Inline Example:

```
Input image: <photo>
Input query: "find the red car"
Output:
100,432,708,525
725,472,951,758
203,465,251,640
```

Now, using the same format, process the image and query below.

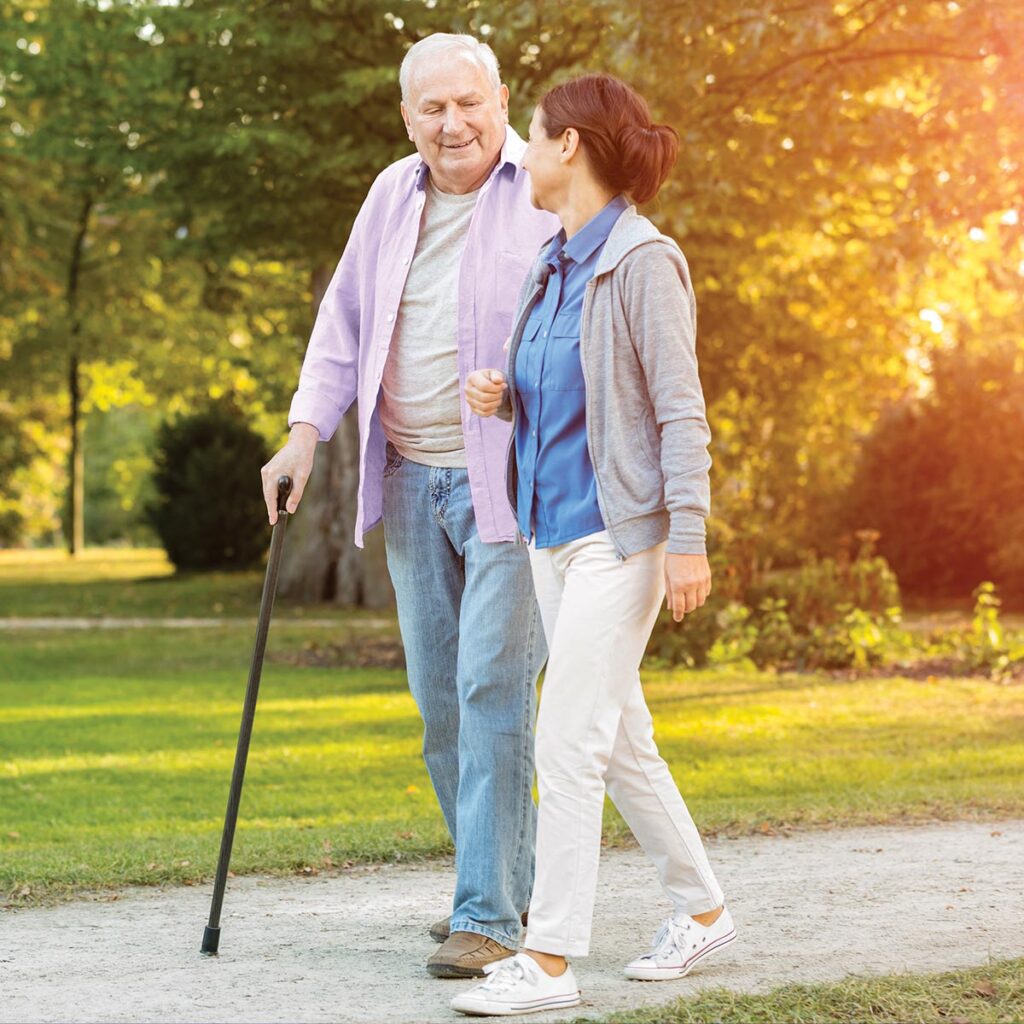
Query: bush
747,537,901,629
750,598,800,667
935,582,1024,680
645,592,729,669
842,344,1024,598
645,545,908,671
147,404,270,570
801,606,910,670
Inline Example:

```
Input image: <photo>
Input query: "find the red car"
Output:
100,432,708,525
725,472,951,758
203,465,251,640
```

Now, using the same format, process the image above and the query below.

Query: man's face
401,53,509,194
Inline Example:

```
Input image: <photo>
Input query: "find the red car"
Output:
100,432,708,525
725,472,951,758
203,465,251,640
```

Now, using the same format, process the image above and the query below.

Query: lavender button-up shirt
288,127,558,547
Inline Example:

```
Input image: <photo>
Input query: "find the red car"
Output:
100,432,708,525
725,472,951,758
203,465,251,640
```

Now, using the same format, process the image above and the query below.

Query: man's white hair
400,33,501,102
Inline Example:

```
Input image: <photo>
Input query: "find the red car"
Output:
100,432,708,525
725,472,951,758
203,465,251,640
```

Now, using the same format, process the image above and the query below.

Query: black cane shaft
202,476,292,954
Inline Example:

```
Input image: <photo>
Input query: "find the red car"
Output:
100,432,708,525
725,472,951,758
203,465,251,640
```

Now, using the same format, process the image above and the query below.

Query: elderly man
261,34,557,977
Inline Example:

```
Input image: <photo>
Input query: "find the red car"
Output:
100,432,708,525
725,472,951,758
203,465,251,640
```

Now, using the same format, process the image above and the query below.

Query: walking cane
201,474,293,955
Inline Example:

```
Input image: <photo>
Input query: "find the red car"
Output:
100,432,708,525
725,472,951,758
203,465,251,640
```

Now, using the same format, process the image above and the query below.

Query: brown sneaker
429,911,529,944
426,932,515,978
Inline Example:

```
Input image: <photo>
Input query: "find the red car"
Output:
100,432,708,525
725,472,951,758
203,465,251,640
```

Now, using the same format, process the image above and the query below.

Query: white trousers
523,530,725,957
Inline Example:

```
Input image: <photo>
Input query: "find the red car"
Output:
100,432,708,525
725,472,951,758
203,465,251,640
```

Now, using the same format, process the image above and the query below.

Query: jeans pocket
383,441,405,478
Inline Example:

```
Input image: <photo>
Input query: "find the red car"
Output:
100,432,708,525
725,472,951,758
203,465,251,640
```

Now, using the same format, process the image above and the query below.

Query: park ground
1,549,1023,1022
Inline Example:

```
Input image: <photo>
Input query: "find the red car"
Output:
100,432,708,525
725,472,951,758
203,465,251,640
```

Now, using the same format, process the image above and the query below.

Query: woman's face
522,105,571,212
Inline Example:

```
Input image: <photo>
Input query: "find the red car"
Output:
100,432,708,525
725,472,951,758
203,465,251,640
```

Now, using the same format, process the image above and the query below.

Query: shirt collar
551,194,630,267
414,125,525,192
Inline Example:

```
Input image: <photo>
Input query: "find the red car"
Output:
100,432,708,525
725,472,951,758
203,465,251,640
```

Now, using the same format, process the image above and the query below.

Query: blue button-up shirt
513,195,629,548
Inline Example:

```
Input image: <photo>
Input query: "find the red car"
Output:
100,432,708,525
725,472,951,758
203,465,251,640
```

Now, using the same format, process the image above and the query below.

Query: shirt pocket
514,319,543,395
542,323,587,393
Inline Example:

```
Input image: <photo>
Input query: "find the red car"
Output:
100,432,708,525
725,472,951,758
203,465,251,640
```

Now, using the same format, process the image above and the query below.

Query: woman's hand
465,369,508,417
664,552,712,622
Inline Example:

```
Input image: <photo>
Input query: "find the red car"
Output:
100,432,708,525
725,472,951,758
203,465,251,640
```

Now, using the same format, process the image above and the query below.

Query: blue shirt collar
546,194,630,267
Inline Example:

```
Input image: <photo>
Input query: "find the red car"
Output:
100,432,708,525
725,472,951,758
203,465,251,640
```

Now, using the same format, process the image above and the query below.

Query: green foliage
750,598,800,669
147,404,270,570
611,1,1024,582
0,402,36,543
0,397,64,546
82,406,158,546
750,543,902,628
706,602,758,670
844,345,1024,598
645,590,729,669
803,606,910,671
933,582,1024,681
648,545,908,671
3,0,1023,579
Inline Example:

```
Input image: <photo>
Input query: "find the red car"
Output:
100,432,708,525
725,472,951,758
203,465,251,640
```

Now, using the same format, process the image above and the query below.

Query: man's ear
400,101,415,141
498,82,510,123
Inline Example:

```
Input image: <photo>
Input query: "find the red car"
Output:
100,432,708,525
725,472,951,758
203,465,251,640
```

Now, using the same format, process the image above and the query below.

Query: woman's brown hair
538,73,679,204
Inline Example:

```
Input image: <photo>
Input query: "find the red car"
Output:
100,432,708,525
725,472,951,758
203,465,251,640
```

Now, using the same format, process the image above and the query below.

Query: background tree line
1,0,1021,602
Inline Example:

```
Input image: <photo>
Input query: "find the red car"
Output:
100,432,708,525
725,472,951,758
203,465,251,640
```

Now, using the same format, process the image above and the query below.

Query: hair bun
616,121,679,204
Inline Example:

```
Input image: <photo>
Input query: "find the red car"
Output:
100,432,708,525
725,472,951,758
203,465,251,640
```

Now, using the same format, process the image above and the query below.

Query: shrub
747,537,901,631
801,606,909,670
706,602,758,670
939,582,1024,680
147,404,270,570
645,546,908,671
645,592,730,669
842,344,1024,598
750,598,800,668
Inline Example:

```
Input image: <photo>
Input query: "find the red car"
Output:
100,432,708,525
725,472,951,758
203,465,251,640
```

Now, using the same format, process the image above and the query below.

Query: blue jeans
381,443,546,947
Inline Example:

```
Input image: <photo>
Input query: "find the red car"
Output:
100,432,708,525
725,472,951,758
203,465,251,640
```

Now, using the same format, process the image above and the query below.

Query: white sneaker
451,952,582,1017
623,906,737,981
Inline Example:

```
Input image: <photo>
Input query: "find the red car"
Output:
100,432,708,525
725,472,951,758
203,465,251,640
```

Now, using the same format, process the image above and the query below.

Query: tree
844,344,1024,597
0,0,184,552
608,0,1024,582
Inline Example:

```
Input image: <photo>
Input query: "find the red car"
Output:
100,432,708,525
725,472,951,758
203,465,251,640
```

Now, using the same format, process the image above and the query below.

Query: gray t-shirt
379,177,478,468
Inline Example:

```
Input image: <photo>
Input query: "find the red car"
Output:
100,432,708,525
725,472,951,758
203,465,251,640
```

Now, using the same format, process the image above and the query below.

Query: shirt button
402,257,410,266
386,313,394,323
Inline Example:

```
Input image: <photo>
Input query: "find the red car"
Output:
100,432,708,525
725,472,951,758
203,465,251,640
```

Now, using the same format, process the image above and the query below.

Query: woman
454,74,735,1016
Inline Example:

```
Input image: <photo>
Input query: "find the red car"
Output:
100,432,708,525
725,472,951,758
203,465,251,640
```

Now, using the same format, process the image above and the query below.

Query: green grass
2,622,1022,906
0,548,362,619
588,957,1024,1023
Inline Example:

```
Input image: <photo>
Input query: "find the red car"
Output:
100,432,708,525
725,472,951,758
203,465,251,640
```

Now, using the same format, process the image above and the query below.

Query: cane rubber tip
201,925,221,955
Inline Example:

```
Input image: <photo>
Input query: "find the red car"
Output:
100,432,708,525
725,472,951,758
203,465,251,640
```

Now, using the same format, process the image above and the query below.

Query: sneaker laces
640,918,694,962
479,955,535,993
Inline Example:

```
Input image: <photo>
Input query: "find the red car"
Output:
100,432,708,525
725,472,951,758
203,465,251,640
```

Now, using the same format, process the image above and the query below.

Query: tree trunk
68,353,85,555
65,196,92,556
277,264,394,609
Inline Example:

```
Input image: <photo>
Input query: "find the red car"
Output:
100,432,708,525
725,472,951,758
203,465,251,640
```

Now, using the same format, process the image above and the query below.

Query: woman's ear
561,127,581,163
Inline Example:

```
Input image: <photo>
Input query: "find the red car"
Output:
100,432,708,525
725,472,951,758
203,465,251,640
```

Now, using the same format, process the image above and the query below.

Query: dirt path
2,819,1021,1023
